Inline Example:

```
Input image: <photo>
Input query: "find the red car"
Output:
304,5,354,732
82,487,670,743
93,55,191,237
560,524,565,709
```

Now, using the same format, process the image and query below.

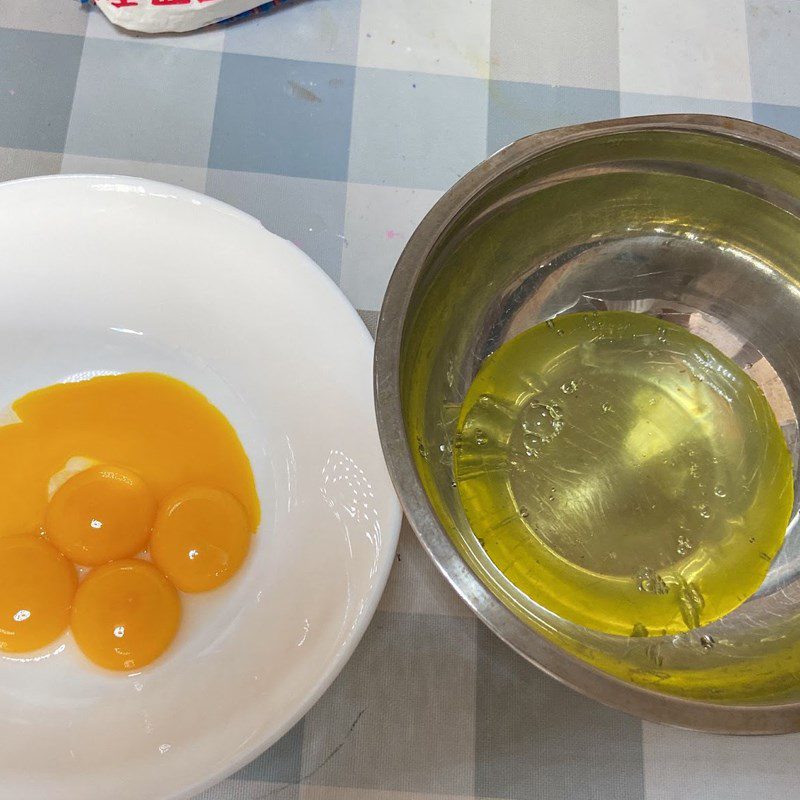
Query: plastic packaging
92,0,290,33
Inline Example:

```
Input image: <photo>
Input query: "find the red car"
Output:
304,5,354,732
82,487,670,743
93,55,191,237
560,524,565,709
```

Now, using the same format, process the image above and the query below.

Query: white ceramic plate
0,175,401,800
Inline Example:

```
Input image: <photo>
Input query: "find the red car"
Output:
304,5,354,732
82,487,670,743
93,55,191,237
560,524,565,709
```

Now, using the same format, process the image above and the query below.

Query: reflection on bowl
375,115,800,733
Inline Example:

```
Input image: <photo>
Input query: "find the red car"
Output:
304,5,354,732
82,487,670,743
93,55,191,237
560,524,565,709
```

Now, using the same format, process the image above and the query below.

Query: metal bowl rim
374,114,800,734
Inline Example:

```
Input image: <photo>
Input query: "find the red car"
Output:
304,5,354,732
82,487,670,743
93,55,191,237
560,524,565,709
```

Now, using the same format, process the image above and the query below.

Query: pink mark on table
386,229,402,240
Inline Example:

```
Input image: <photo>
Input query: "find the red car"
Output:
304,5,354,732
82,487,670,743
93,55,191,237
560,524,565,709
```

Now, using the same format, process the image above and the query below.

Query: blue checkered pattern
4,2,800,798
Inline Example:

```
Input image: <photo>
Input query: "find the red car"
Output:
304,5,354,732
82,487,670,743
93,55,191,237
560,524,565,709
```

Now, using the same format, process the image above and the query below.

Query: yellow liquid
454,311,793,636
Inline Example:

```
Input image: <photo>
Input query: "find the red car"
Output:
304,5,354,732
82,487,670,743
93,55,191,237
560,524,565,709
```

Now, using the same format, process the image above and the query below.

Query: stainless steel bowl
374,115,800,733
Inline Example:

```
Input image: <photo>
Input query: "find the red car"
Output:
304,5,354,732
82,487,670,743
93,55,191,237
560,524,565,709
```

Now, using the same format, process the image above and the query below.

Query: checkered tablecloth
2,2,800,798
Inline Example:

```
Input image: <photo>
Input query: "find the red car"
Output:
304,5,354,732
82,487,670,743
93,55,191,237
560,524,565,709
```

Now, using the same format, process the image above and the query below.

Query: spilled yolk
1,372,259,539
0,372,260,666
0,535,78,652
150,486,251,592
46,466,156,566
70,559,181,671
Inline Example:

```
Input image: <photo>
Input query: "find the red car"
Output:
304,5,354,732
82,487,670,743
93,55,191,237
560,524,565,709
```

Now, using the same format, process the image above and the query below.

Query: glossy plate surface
0,175,401,799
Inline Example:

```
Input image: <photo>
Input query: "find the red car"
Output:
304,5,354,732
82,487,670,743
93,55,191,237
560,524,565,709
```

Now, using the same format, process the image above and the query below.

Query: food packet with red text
91,0,291,33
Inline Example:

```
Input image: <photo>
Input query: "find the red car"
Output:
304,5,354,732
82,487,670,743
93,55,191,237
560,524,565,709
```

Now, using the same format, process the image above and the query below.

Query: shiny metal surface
374,115,800,733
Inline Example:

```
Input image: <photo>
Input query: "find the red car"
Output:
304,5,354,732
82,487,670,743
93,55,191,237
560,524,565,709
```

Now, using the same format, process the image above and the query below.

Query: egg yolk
46,466,155,566
70,559,181,671
150,486,251,592
0,372,260,663
1,372,259,542
0,535,78,653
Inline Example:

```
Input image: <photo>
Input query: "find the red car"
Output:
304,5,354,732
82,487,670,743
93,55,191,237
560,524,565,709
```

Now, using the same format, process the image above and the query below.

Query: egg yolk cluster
0,373,259,671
